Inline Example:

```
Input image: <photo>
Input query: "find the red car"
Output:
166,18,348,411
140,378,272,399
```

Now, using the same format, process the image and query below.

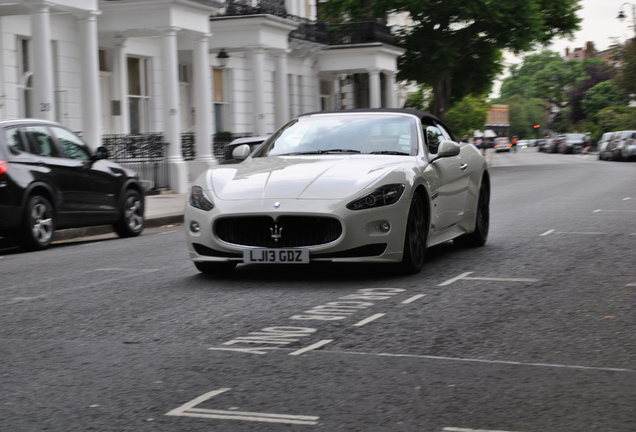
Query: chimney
586,41,595,58
565,47,570,57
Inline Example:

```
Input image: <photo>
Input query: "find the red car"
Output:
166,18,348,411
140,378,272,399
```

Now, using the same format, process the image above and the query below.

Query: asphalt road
1,149,634,432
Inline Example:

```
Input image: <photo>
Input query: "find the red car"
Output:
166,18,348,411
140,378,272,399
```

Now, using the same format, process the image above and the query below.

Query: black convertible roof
302,108,441,122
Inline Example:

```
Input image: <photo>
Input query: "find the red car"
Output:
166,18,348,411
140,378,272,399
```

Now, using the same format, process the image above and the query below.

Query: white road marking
623,197,631,200
627,282,636,287
166,388,319,425
353,313,385,327
326,350,636,374
402,294,427,304
439,272,539,286
443,428,518,432
438,272,474,286
288,339,333,356
593,209,636,213
541,229,604,236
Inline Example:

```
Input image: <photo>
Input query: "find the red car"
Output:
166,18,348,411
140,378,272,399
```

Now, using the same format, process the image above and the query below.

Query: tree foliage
596,106,636,132
444,95,489,139
614,40,636,95
320,0,581,119
583,81,630,120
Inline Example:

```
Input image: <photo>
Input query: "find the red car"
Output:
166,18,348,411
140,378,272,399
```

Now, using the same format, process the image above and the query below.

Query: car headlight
189,185,214,211
346,184,405,211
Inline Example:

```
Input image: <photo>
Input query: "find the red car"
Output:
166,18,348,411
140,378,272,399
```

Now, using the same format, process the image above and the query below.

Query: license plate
243,248,310,264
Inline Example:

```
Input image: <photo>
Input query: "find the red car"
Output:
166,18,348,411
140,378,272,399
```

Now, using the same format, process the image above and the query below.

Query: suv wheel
114,189,144,238
20,195,55,250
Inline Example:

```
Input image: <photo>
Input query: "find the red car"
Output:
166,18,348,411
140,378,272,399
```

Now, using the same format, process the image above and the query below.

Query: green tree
500,51,563,100
493,95,546,138
615,41,636,96
444,95,488,139
403,84,433,111
582,80,629,120
596,106,636,132
321,0,581,119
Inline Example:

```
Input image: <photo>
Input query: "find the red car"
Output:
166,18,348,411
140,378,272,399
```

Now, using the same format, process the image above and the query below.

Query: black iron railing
102,133,169,192
101,132,254,191
217,1,395,46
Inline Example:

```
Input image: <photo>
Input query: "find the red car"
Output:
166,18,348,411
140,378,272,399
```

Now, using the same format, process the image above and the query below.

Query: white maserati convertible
185,108,490,274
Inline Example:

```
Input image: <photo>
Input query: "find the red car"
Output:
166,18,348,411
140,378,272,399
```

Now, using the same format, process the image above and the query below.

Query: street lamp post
617,2,636,37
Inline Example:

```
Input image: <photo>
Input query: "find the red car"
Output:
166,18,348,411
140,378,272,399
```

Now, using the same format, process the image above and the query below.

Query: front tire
454,178,490,248
400,194,427,274
114,189,144,238
19,195,55,251
195,261,237,274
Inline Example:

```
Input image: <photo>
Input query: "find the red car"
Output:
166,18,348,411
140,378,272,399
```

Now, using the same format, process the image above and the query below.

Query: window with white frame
213,68,228,132
127,57,150,133
18,37,33,118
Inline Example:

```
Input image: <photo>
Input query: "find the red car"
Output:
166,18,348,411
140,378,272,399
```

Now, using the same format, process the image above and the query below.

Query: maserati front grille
215,216,342,248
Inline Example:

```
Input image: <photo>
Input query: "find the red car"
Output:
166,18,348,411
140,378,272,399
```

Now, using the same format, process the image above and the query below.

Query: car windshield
566,134,584,140
256,114,418,157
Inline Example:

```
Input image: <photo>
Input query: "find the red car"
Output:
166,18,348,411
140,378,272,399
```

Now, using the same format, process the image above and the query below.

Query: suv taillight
0,160,7,179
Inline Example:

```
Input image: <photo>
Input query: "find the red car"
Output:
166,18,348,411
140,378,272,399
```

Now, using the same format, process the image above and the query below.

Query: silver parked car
597,132,614,160
608,130,636,161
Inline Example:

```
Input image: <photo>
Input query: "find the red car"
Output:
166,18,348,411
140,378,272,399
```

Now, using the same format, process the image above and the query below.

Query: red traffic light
533,124,541,129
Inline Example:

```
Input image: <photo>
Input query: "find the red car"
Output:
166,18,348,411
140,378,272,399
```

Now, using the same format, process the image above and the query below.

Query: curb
52,214,185,241
0,214,184,249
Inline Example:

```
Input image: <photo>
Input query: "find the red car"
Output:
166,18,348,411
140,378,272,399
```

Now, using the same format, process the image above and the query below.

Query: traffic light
533,124,541,129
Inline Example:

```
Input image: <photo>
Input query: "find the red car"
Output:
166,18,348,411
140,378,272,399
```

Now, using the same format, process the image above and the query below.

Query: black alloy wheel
454,178,490,248
400,193,427,274
20,195,55,250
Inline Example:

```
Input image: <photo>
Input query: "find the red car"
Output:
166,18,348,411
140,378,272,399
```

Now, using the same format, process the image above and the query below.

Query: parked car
544,138,561,153
222,135,269,164
606,130,636,161
185,108,490,275
0,119,144,250
493,137,512,152
556,133,586,154
517,139,530,148
597,132,615,160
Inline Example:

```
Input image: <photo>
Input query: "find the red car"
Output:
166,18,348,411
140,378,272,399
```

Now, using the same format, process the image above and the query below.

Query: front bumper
185,197,410,264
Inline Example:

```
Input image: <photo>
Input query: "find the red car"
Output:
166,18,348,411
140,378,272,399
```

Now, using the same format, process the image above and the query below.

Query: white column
161,28,188,193
385,71,398,108
275,51,290,127
251,47,266,135
369,69,381,108
290,74,299,118
193,33,214,162
112,36,129,134
78,11,102,149
30,3,55,120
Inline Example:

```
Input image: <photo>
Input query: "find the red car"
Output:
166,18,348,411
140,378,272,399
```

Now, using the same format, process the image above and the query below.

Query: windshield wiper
279,149,361,156
369,151,410,155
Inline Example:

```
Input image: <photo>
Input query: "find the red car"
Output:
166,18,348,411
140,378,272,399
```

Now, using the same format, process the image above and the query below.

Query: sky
491,0,635,97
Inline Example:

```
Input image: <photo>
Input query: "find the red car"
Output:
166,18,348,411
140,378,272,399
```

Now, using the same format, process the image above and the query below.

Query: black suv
0,119,144,250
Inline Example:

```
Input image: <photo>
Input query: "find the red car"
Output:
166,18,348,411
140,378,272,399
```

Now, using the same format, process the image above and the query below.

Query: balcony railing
217,1,395,46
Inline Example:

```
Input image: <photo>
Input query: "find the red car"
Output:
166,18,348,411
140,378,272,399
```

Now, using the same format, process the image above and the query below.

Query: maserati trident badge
270,224,283,243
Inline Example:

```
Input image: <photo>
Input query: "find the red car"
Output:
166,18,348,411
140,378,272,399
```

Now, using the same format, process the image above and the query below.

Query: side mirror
437,140,461,157
232,144,252,161
93,146,109,160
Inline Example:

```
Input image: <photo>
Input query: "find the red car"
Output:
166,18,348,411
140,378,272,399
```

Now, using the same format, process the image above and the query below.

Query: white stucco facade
0,0,405,192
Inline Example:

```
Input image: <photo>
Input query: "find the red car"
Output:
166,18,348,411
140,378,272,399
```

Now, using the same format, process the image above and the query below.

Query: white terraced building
0,0,406,192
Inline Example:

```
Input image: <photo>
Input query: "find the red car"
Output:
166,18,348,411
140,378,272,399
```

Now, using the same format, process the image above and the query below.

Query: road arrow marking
166,388,319,425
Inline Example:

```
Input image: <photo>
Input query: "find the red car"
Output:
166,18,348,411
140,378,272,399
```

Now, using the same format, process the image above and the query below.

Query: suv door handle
460,163,468,171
